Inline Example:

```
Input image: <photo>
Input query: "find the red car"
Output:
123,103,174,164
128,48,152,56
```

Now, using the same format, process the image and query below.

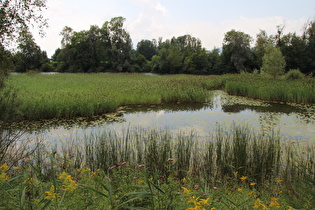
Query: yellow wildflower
253,198,268,209
0,163,8,170
182,177,187,183
23,177,35,186
182,186,192,194
77,167,91,173
138,180,144,184
45,185,60,201
199,198,209,205
240,176,247,181
250,183,257,186
247,191,254,196
269,197,280,208
59,172,77,192
0,164,9,181
276,180,284,183
237,188,242,192
188,196,199,205
0,172,9,181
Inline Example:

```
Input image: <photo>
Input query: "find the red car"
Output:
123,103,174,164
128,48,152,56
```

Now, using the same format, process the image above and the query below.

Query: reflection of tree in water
258,112,280,135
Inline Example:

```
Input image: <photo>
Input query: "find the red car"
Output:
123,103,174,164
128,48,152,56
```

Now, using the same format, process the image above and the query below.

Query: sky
32,0,315,57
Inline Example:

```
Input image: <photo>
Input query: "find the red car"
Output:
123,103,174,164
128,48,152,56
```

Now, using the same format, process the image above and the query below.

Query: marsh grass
7,73,218,121
6,73,315,122
223,74,315,104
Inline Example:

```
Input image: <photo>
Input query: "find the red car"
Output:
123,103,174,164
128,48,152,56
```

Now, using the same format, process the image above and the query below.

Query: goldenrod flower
181,177,187,183
0,163,8,170
77,167,91,173
253,198,268,209
45,185,60,201
23,177,35,186
182,186,191,194
0,164,9,181
199,198,209,205
247,191,254,196
0,172,9,181
188,196,199,205
269,197,280,208
59,172,77,192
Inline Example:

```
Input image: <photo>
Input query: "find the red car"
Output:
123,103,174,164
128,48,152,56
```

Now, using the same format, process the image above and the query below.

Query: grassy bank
6,73,217,121
1,125,314,209
221,74,315,104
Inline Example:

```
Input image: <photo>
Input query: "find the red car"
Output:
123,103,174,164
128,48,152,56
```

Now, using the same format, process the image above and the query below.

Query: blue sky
33,0,315,57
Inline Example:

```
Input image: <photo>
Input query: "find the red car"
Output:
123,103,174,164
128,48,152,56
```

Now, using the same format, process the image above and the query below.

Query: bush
285,69,304,80
41,63,55,72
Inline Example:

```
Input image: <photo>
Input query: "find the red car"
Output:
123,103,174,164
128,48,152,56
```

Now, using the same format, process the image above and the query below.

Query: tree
60,26,74,48
207,48,221,74
136,39,157,61
302,20,315,74
221,30,253,73
280,33,307,72
0,0,47,74
261,45,286,79
14,30,45,72
0,0,47,45
253,30,273,68
102,17,133,72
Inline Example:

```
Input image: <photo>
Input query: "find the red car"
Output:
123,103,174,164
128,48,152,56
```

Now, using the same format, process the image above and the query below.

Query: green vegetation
0,125,314,209
222,74,315,104
261,45,286,79
4,73,315,121
285,69,305,80
7,73,216,121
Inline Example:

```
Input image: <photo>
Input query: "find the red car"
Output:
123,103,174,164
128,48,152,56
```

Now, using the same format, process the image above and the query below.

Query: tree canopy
1,12,315,76
261,45,286,78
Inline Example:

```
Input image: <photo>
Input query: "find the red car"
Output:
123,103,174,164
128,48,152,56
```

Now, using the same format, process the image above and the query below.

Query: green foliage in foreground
0,125,314,209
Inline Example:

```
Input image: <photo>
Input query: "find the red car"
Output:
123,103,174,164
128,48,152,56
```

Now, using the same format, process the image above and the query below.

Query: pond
23,90,315,145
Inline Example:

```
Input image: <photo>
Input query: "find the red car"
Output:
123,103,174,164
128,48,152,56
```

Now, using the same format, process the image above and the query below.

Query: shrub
40,63,55,72
285,69,304,80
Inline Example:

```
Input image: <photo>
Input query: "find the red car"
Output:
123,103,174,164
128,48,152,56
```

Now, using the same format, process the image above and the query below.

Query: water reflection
23,90,315,144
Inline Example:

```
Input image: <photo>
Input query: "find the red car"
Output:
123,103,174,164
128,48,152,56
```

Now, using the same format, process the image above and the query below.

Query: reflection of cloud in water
156,110,165,118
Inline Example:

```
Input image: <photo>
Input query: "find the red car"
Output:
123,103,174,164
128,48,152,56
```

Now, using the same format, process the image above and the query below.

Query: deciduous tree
221,30,253,73
261,45,286,79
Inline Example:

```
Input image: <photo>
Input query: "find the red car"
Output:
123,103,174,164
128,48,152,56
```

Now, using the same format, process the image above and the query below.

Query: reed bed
5,73,315,121
1,124,314,209
223,74,315,104
6,73,218,121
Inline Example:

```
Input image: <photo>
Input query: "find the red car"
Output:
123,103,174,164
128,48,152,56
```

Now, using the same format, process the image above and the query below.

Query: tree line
2,16,315,75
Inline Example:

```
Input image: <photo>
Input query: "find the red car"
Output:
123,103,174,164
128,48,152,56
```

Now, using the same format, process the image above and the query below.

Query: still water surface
25,91,315,145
